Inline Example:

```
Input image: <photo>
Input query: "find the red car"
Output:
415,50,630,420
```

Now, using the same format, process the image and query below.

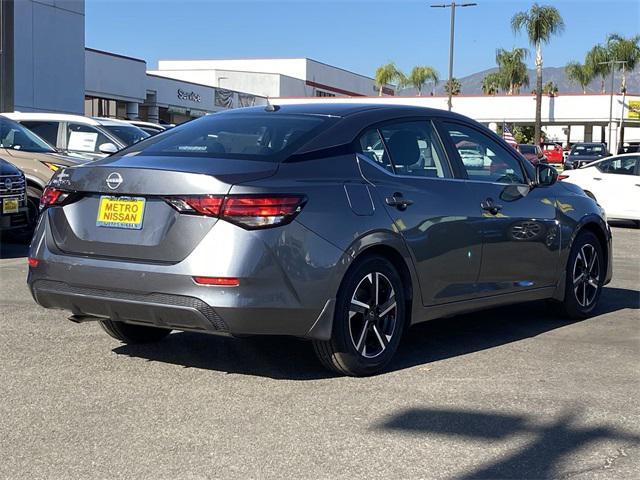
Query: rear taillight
40,187,69,210
557,174,569,181
165,195,306,229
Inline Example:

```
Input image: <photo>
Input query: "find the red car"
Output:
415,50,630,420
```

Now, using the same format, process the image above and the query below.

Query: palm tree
586,44,611,93
606,34,640,93
543,81,558,96
443,78,461,96
482,72,502,95
565,61,593,94
404,66,439,96
374,63,404,96
495,47,530,94
512,4,565,145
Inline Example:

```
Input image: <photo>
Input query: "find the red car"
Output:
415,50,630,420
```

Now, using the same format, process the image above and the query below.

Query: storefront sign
177,89,201,103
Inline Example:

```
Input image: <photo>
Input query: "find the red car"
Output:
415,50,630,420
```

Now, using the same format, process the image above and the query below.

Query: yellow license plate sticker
96,196,145,229
2,198,19,214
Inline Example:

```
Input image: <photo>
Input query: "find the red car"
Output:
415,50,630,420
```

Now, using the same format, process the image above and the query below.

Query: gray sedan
27,104,612,376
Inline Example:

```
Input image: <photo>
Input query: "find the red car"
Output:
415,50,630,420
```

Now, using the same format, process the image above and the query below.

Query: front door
588,155,640,219
356,119,484,305
438,121,561,295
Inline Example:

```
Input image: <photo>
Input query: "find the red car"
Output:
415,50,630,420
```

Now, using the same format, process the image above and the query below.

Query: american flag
502,122,517,148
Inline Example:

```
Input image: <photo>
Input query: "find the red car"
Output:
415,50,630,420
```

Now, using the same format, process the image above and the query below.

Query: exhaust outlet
68,314,103,323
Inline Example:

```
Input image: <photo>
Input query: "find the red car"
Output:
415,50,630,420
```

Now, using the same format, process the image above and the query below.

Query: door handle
481,197,503,215
593,177,602,181
385,192,413,210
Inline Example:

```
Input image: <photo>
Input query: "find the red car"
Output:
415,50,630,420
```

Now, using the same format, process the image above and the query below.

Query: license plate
2,198,19,214
96,196,145,230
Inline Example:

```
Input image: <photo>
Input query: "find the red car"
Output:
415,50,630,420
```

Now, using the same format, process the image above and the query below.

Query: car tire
312,255,406,376
99,319,171,344
554,230,604,319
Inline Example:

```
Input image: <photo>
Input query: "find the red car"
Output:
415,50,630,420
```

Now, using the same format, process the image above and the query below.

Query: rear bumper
27,215,344,339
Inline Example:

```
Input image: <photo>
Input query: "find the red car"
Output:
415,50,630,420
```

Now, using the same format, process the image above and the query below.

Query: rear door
357,119,484,305
437,120,561,294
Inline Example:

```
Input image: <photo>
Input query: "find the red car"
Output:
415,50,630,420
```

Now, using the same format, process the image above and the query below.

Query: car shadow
377,407,640,479
112,286,639,380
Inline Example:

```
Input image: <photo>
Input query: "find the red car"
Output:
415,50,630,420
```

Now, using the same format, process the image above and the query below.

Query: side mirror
98,143,118,154
535,163,558,187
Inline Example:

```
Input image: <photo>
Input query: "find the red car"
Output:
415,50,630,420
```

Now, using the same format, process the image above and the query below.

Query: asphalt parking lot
0,225,638,479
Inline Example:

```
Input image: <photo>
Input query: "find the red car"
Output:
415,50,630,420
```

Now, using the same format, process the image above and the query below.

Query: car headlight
41,161,62,172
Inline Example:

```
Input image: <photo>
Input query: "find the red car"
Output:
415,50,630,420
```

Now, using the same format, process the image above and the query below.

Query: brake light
40,186,69,210
165,195,306,229
28,257,39,268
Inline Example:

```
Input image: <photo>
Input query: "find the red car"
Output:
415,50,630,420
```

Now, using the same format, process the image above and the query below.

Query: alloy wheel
348,272,397,359
572,243,600,308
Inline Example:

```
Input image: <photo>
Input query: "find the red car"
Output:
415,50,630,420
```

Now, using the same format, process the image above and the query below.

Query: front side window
441,122,526,184
358,121,451,178
0,117,57,153
67,124,115,153
596,156,638,175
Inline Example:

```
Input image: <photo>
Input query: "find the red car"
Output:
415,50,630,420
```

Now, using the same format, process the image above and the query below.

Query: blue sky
86,0,640,79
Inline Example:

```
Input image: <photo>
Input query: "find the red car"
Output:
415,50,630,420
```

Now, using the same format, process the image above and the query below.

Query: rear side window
21,121,59,147
596,156,638,175
103,125,149,146
118,114,331,162
441,122,525,184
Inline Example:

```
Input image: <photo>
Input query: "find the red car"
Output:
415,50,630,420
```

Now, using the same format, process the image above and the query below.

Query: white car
3,113,149,159
560,153,640,223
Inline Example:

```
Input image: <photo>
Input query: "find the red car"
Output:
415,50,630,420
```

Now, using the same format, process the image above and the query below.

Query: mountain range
398,66,640,96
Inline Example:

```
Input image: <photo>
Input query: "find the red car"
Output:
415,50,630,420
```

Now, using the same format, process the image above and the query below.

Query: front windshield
103,125,150,146
571,144,604,156
0,117,56,153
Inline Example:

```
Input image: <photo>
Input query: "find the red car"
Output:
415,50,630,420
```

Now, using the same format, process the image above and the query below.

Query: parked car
27,104,612,376
0,115,87,232
516,144,547,165
559,153,639,223
3,113,149,160
0,158,29,238
124,120,167,136
564,142,610,170
541,142,564,164
618,142,640,154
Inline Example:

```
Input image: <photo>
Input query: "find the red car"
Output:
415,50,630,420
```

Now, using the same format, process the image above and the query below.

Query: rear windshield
518,145,536,154
103,125,150,146
115,113,332,162
571,144,605,156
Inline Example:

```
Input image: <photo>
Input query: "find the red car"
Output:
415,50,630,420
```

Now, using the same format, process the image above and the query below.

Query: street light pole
599,59,626,153
430,2,477,111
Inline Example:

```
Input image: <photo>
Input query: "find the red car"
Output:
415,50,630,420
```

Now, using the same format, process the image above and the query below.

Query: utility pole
599,59,627,153
430,2,477,111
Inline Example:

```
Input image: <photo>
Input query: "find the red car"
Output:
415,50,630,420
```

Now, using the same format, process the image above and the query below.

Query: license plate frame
96,196,146,230
2,197,19,214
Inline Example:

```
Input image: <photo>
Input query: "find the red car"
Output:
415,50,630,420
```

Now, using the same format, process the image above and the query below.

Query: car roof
92,117,144,127
219,102,465,120
125,120,165,129
3,112,103,125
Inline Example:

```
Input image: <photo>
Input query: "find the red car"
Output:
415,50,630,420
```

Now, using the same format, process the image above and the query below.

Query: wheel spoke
372,324,388,350
587,277,599,289
582,282,587,306
573,271,585,284
375,272,380,305
350,299,370,315
354,320,369,354
588,250,598,274
379,296,397,317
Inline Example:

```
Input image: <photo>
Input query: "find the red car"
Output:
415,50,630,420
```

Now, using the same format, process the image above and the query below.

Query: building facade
150,58,394,98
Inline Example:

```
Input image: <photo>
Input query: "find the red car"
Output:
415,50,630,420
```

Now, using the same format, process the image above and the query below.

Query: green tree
495,47,530,94
403,66,439,96
606,34,640,93
586,44,611,93
443,78,462,96
543,81,558,96
374,63,404,96
482,72,502,95
565,61,593,94
512,3,565,145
